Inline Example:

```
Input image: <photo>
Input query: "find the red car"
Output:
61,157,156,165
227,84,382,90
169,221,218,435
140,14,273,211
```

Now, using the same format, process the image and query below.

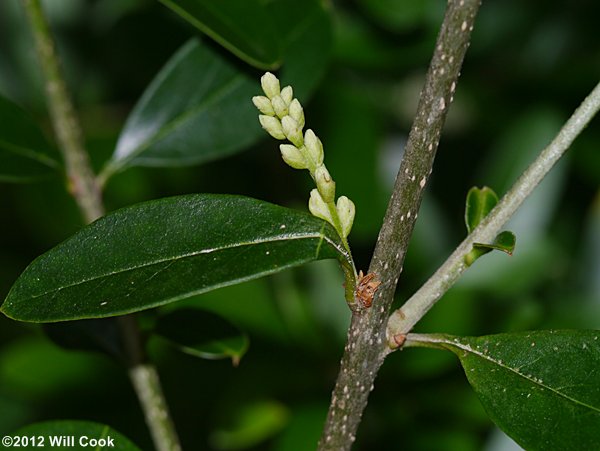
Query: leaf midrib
159,0,280,69
444,338,600,414
116,74,246,168
17,231,342,301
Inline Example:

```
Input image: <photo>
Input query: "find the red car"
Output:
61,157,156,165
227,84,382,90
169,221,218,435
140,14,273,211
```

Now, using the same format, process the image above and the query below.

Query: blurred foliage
0,0,599,450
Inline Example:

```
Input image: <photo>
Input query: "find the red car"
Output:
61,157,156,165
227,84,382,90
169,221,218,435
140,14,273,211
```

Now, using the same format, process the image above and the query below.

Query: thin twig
317,1,481,449
387,79,600,340
22,0,103,224
119,316,182,451
22,1,181,449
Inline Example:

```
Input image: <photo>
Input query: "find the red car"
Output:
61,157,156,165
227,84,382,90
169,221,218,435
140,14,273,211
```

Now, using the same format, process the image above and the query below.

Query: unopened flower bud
289,99,305,128
252,96,275,116
315,166,335,203
259,115,285,140
280,86,293,105
261,72,280,99
304,129,324,166
281,116,303,147
280,144,308,169
271,95,288,118
336,196,355,238
309,189,333,223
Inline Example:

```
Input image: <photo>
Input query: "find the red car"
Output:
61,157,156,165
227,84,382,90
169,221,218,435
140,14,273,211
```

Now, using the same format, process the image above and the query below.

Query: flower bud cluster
252,72,355,239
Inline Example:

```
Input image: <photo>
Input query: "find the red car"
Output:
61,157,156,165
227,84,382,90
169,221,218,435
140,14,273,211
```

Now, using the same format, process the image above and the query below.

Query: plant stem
387,79,600,340
22,0,103,224
22,1,181,449
119,316,182,451
317,1,481,449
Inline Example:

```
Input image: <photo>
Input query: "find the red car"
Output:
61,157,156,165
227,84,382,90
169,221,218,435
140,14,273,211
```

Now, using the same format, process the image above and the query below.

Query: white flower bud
261,72,280,99
280,86,293,105
289,99,305,128
315,166,335,203
281,116,303,147
304,129,324,166
309,189,333,223
259,115,285,140
271,95,288,118
252,96,275,116
280,144,308,169
336,196,355,238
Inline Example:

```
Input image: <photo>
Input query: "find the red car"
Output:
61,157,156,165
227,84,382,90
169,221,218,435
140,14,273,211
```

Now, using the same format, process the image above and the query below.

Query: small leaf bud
304,129,324,166
280,86,293,105
280,144,308,169
259,115,285,140
271,95,288,119
261,72,280,99
289,99,305,128
281,116,303,147
309,189,333,223
315,166,336,203
336,196,355,238
252,96,275,116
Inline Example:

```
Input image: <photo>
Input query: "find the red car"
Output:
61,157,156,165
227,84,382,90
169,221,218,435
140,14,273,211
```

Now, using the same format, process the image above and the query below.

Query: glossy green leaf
154,308,249,365
408,331,600,451
465,186,499,234
101,39,261,179
159,0,280,70
102,0,331,179
0,95,60,183
11,420,140,450
2,194,352,322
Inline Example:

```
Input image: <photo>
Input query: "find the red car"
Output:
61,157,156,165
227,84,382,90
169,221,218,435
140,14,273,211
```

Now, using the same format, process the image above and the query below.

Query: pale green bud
261,72,280,99
280,86,293,105
308,189,333,223
280,144,308,170
259,115,285,140
281,116,303,147
252,96,275,116
315,165,335,203
336,196,355,238
304,129,324,166
271,95,288,119
289,99,305,128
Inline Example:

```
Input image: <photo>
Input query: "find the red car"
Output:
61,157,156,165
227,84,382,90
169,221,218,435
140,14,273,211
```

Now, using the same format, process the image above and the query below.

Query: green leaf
0,95,60,183
154,308,249,365
11,420,140,450
2,194,353,322
101,1,331,180
474,231,516,255
101,39,261,178
408,331,600,451
465,186,499,234
464,187,516,266
159,0,281,70
466,231,517,266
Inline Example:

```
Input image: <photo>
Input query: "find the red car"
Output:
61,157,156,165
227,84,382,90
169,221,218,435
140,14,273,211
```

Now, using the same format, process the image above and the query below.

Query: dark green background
1,0,599,449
